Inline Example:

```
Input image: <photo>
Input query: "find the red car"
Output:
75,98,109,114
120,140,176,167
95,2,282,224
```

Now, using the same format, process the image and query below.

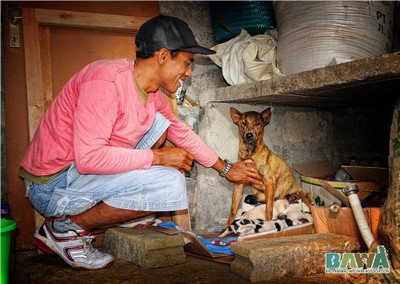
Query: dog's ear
261,108,272,125
230,107,242,125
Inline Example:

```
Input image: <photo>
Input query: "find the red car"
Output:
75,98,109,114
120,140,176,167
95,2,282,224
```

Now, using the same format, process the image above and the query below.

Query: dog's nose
246,133,253,139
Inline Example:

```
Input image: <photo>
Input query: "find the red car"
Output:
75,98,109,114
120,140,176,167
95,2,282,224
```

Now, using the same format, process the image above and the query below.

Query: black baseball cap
136,15,216,55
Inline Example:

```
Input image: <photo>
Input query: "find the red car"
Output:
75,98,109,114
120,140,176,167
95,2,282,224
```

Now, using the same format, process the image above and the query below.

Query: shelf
201,52,400,108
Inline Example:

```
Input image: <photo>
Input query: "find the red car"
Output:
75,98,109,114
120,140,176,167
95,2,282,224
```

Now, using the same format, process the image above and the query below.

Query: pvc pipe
342,184,374,248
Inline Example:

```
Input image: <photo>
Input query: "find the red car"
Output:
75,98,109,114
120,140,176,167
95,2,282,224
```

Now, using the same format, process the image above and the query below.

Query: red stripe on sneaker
33,237,57,255
63,245,85,262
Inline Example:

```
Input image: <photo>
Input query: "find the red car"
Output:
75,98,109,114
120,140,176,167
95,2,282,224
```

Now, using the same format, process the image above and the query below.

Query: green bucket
1,219,16,284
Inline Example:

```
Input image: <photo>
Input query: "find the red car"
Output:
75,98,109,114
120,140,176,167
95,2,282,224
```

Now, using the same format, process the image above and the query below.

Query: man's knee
169,167,186,187
163,167,187,198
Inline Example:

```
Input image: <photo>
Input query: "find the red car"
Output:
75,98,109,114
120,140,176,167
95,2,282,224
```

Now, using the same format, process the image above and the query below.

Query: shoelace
81,236,96,256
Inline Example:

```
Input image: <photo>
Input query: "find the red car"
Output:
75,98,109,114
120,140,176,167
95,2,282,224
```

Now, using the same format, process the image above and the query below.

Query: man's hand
214,158,263,185
152,147,194,173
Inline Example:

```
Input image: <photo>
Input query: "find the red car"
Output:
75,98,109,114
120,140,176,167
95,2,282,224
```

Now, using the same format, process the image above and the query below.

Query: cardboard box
341,165,387,184
294,161,386,206
311,206,381,248
182,223,314,264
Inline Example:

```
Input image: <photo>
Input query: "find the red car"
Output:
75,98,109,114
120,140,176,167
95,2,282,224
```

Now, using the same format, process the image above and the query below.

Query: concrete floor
11,250,360,284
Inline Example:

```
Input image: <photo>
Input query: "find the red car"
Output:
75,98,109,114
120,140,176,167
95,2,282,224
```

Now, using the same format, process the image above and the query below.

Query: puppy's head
230,107,271,147
285,194,300,204
244,194,259,205
285,193,307,204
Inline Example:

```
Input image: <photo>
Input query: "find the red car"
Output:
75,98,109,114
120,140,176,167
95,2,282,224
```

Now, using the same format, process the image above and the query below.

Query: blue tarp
157,221,237,255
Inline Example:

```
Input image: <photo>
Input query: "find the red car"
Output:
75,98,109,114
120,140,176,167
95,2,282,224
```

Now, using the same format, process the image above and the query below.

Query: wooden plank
171,209,192,232
22,7,46,242
22,8,45,140
156,209,192,232
368,207,381,240
35,8,148,32
311,206,381,248
39,26,53,109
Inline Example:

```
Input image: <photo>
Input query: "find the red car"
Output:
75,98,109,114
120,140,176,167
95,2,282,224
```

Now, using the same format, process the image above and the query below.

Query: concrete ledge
200,52,400,108
230,233,360,282
103,227,186,269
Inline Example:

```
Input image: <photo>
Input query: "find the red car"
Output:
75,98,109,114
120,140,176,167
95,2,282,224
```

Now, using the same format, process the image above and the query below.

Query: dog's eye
255,121,261,126
242,121,247,126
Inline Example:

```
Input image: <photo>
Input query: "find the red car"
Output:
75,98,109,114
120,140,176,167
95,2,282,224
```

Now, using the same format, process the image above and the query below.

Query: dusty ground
11,250,360,284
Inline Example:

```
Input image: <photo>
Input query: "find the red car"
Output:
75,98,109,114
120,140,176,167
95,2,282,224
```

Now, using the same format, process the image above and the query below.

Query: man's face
160,51,194,94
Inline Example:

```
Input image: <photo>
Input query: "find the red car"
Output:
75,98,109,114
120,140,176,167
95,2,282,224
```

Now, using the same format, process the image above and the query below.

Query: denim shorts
25,112,188,217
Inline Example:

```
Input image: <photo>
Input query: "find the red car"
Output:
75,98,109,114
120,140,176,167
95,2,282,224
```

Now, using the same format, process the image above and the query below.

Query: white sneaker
34,217,114,270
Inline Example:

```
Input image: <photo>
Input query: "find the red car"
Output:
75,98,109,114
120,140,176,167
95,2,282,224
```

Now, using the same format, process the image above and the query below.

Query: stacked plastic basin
1,219,16,284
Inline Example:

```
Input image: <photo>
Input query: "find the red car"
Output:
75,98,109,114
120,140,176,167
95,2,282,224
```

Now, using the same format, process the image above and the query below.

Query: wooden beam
22,7,47,239
39,26,53,109
22,8,45,141
35,8,148,32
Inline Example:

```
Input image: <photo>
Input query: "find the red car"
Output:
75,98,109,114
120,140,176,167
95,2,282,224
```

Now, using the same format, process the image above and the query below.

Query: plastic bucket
1,219,16,284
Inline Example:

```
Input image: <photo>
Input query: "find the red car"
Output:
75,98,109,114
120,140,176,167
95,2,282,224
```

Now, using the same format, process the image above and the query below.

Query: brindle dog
224,107,314,230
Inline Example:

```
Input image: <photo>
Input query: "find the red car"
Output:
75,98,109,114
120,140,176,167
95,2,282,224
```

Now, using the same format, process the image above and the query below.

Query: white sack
210,30,283,86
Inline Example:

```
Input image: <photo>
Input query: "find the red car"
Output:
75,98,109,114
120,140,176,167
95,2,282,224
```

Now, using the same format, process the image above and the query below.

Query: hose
342,183,374,248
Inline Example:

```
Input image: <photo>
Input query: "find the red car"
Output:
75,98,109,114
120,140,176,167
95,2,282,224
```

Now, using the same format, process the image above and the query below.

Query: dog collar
219,159,233,178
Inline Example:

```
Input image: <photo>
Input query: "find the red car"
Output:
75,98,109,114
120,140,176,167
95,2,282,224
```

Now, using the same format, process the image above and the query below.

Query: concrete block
230,233,360,282
103,227,186,269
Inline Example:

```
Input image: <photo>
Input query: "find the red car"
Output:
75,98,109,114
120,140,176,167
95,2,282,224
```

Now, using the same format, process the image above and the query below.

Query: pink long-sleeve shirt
20,59,218,176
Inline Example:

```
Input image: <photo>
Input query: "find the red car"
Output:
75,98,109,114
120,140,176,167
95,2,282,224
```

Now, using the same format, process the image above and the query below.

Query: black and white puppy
235,194,261,219
219,217,293,237
284,193,313,225
241,198,289,220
